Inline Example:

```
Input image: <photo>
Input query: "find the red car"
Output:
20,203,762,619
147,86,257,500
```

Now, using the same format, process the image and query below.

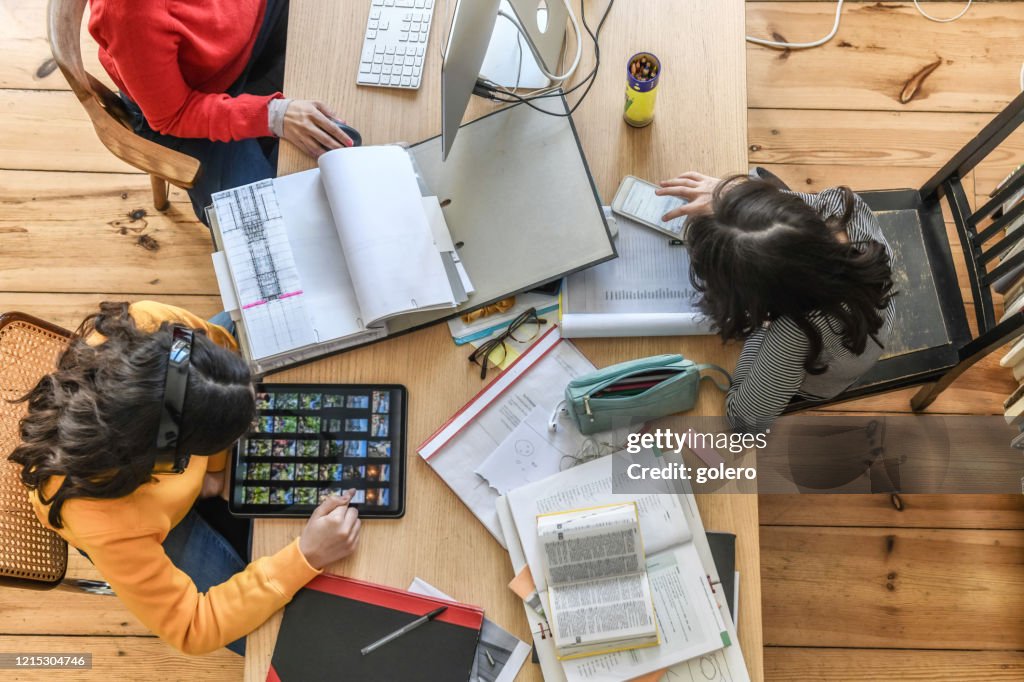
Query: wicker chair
0,313,71,589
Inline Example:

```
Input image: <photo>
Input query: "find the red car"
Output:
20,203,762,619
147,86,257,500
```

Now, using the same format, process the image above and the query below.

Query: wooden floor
2,1,1023,679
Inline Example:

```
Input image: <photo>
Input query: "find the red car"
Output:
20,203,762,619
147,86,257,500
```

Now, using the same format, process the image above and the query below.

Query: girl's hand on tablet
298,489,363,569
656,171,721,221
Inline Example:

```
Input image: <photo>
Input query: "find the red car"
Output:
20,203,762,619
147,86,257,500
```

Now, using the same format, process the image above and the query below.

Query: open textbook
539,503,659,659
560,215,712,338
503,452,729,682
209,146,471,373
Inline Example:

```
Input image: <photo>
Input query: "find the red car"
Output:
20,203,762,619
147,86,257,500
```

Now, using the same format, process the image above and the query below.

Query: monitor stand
479,0,554,90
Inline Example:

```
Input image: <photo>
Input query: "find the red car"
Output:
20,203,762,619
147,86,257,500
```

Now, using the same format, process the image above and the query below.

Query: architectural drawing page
212,180,316,360
318,146,456,326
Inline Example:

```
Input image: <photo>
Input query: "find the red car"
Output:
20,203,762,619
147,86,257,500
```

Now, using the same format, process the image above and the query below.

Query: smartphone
610,175,688,239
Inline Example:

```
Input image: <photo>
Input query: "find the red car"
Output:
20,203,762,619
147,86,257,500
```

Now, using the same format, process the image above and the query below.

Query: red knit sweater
88,0,282,141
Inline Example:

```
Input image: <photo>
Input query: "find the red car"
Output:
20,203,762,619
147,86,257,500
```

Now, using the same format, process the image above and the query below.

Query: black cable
480,0,615,117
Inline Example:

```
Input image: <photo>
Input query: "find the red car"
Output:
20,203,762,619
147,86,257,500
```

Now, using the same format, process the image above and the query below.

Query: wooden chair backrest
0,313,71,589
47,0,201,188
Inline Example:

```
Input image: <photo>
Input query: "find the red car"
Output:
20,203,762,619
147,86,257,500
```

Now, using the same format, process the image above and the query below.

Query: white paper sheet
318,146,456,325
419,329,596,544
506,452,693,594
561,217,712,338
408,577,532,682
212,180,317,360
273,169,367,342
475,406,633,495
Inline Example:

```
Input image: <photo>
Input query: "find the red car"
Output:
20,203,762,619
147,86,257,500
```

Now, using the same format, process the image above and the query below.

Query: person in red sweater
88,0,353,222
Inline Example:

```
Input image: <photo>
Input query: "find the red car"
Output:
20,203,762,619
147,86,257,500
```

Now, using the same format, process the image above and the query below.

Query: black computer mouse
336,121,363,147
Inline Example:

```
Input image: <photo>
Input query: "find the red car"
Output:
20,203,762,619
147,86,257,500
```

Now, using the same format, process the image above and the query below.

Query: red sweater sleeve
104,4,280,141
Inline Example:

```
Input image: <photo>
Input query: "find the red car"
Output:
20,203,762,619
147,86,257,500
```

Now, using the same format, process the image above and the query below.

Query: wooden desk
245,1,761,680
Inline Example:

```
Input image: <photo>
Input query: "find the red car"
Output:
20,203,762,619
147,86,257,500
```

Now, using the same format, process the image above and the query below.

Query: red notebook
268,575,484,682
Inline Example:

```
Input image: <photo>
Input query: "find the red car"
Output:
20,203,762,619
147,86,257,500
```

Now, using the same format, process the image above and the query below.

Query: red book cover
267,575,484,682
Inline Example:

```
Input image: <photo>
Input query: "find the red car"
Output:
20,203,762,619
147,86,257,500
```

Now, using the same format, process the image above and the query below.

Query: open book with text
209,145,472,374
503,452,729,682
539,502,659,659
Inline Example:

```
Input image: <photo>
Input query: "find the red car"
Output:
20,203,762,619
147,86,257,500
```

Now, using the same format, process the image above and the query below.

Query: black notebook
708,531,737,621
268,575,483,682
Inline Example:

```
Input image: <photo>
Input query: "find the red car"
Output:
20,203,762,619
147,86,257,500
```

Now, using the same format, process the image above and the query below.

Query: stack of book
496,451,750,682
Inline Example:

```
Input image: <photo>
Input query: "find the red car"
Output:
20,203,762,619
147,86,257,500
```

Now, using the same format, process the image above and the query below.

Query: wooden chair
0,313,71,589
785,90,1024,413
47,0,201,211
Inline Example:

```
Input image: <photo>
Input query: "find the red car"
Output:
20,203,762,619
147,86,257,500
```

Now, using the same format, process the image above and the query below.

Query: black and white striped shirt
726,188,896,431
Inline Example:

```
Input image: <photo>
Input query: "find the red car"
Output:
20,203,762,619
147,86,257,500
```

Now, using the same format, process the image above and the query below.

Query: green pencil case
564,354,732,435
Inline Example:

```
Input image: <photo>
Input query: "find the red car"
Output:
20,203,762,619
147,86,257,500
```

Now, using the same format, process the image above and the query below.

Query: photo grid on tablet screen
234,387,396,509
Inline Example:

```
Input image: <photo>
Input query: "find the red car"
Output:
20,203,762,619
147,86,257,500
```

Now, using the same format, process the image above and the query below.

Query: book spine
1000,335,1024,367
1005,382,1024,411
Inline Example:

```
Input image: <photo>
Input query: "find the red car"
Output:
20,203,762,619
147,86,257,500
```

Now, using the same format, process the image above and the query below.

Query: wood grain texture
0,582,150,636
0,171,216,295
249,1,761,681
749,108,1024,169
761,526,1024,649
764,648,1024,681
0,0,111,90
746,2,1024,113
760,494,1024,529
0,293,223,332
0,90,135,173
0,636,242,681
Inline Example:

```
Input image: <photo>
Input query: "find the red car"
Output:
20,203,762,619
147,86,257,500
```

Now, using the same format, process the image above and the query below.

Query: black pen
360,606,448,655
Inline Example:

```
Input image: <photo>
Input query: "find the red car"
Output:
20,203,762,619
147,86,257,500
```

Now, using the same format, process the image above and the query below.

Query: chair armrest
83,99,201,189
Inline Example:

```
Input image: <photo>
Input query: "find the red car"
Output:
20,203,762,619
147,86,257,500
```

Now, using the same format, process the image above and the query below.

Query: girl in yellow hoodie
11,301,362,655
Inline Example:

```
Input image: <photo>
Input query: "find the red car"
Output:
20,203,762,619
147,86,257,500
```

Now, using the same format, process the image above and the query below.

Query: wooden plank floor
748,2,1024,679
1,1,1023,680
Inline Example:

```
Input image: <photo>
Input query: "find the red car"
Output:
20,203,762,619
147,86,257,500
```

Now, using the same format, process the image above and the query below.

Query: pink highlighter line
241,290,303,310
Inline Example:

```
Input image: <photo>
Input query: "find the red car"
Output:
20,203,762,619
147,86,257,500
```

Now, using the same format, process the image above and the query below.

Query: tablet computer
229,384,407,519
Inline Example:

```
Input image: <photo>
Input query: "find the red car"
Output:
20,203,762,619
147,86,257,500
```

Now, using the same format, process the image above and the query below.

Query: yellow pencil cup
624,52,661,128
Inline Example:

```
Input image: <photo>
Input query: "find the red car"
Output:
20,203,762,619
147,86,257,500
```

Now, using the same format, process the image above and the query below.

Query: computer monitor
441,0,570,161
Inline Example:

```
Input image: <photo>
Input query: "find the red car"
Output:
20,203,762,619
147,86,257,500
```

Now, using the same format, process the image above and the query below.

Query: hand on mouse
282,100,354,158
298,489,362,569
655,171,721,222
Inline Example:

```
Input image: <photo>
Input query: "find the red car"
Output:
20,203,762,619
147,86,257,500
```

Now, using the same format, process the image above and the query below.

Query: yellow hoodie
30,301,319,654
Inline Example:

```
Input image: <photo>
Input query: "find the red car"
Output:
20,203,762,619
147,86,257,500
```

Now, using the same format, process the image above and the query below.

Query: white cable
745,0,973,50
745,0,844,49
913,0,972,23
499,0,582,82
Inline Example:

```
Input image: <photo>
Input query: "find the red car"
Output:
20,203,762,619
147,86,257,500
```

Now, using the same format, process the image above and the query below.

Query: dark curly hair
685,176,895,374
9,302,255,528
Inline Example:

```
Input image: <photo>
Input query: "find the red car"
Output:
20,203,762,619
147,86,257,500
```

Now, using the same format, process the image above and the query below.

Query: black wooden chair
784,90,1024,413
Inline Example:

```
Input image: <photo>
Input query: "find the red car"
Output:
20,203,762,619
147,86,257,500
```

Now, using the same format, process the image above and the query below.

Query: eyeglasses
468,308,547,379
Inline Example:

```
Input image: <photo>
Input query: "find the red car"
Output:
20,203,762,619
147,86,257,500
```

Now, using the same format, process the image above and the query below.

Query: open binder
209,95,615,375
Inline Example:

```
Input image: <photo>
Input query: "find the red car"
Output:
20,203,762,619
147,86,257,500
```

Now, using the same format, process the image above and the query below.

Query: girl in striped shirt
656,172,897,431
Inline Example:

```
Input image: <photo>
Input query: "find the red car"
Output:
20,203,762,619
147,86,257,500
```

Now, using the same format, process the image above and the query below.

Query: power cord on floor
745,0,974,49
745,1,1024,92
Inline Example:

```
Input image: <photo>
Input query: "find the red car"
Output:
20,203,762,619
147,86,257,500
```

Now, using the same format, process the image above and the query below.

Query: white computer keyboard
357,0,436,89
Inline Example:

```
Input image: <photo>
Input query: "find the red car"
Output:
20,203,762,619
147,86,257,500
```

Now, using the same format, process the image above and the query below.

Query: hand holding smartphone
611,175,689,239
